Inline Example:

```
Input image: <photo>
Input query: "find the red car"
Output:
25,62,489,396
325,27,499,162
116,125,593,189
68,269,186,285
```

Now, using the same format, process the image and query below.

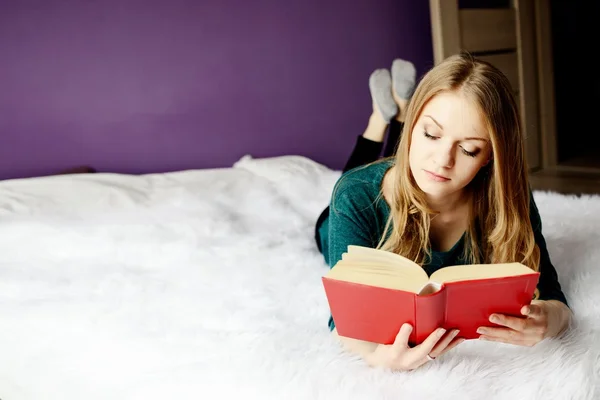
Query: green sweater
318,159,568,331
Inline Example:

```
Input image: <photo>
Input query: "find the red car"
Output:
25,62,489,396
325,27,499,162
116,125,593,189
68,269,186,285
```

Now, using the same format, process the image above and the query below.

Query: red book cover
322,272,540,346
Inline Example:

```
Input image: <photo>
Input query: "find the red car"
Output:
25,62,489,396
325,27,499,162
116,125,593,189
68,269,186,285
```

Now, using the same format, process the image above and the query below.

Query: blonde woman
314,53,572,371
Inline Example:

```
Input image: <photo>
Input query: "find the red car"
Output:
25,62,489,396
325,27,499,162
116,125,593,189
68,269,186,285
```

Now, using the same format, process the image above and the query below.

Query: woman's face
408,91,493,200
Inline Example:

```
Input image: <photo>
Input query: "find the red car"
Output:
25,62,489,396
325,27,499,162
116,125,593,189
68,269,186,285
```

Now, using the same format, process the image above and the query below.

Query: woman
315,53,572,371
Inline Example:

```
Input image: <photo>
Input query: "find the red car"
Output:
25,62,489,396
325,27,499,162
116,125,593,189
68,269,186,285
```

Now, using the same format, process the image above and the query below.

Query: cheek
457,159,488,181
409,135,428,160
408,146,416,174
408,140,424,170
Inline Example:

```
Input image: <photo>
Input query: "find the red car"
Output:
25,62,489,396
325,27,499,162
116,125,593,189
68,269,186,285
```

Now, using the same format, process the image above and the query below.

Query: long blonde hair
378,52,540,274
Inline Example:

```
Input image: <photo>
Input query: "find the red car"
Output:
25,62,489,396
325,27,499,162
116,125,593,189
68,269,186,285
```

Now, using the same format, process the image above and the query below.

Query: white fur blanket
0,155,597,400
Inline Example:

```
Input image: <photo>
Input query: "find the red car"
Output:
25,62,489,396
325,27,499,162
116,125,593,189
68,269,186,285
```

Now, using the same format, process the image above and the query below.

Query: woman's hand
477,300,572,347
364,324,463,371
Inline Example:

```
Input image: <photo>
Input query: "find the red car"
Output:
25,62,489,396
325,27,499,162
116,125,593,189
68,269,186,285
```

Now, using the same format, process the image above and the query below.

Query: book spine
413,289,447,345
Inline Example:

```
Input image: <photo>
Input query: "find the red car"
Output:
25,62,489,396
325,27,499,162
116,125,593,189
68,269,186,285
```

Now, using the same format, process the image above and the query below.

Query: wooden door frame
428,0,600,194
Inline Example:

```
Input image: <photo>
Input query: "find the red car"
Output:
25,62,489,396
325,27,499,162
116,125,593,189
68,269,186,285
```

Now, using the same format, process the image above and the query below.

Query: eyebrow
424,115,488,142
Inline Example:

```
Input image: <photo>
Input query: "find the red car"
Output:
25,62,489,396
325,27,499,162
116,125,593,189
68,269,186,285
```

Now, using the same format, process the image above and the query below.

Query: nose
434,144,455,169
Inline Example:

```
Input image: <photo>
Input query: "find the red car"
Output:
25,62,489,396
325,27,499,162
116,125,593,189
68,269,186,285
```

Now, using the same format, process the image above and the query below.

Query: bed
0,154,598,400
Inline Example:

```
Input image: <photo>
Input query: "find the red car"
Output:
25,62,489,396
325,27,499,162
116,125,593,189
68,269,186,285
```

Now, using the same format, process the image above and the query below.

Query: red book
322,245,540,346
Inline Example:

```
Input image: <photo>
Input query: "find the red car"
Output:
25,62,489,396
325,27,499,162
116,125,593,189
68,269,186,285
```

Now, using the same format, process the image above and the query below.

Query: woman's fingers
391,323,414,352
523,302,545,318
429,329,460,358
488,313,528,332
413,327,447,359
437,336,465,356
385,326,464,369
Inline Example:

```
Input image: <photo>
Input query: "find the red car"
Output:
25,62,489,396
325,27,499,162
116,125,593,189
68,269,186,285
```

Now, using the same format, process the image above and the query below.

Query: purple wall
0,0,434,181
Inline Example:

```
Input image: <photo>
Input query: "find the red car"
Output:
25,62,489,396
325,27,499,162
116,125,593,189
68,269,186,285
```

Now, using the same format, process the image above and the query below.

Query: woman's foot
369,68,398,124
362,69,396,143
391,58,416,122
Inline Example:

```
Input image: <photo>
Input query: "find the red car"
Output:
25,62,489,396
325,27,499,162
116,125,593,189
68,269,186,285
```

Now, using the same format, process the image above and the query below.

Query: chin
414,178,441,194
420,186,451,198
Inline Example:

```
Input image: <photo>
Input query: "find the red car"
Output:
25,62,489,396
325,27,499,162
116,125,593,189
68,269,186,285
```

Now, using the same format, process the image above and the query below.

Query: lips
424,170,450,182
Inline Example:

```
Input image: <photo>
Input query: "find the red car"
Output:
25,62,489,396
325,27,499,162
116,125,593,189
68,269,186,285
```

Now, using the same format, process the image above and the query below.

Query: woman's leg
314,71,396,253
382,105,408,157
341,115,388,173
340,68,397,173
383,119,403,158
315,60,416,254
383,59,415,157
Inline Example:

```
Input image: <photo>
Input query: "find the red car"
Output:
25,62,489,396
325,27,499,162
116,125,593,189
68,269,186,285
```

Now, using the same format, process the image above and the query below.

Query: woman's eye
461,147,478,157
423,131,437,140
423,130,480,158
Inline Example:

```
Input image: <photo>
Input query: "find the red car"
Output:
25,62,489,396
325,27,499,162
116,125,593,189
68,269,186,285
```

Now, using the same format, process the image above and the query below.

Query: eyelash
423,131,478,158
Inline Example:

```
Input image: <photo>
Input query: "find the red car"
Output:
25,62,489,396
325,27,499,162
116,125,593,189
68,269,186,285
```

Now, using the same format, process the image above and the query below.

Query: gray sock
369,69,398,123
391,58,416,100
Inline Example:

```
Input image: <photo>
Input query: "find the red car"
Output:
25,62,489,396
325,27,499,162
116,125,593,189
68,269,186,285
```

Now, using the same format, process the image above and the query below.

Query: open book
321,245,540,345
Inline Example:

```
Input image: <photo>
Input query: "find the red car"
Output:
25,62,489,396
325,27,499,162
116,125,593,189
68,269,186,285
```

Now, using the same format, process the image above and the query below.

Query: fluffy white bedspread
0,155,597,400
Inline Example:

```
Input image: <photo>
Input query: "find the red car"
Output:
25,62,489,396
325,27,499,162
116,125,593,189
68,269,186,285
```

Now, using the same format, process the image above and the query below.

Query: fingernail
477,328,485,334
437,328,446,337
489,314,497,323
479,336,488,341
451,329,460,337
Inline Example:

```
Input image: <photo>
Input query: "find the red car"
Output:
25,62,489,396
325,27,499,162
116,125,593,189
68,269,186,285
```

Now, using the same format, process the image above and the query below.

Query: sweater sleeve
529,191,569,308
